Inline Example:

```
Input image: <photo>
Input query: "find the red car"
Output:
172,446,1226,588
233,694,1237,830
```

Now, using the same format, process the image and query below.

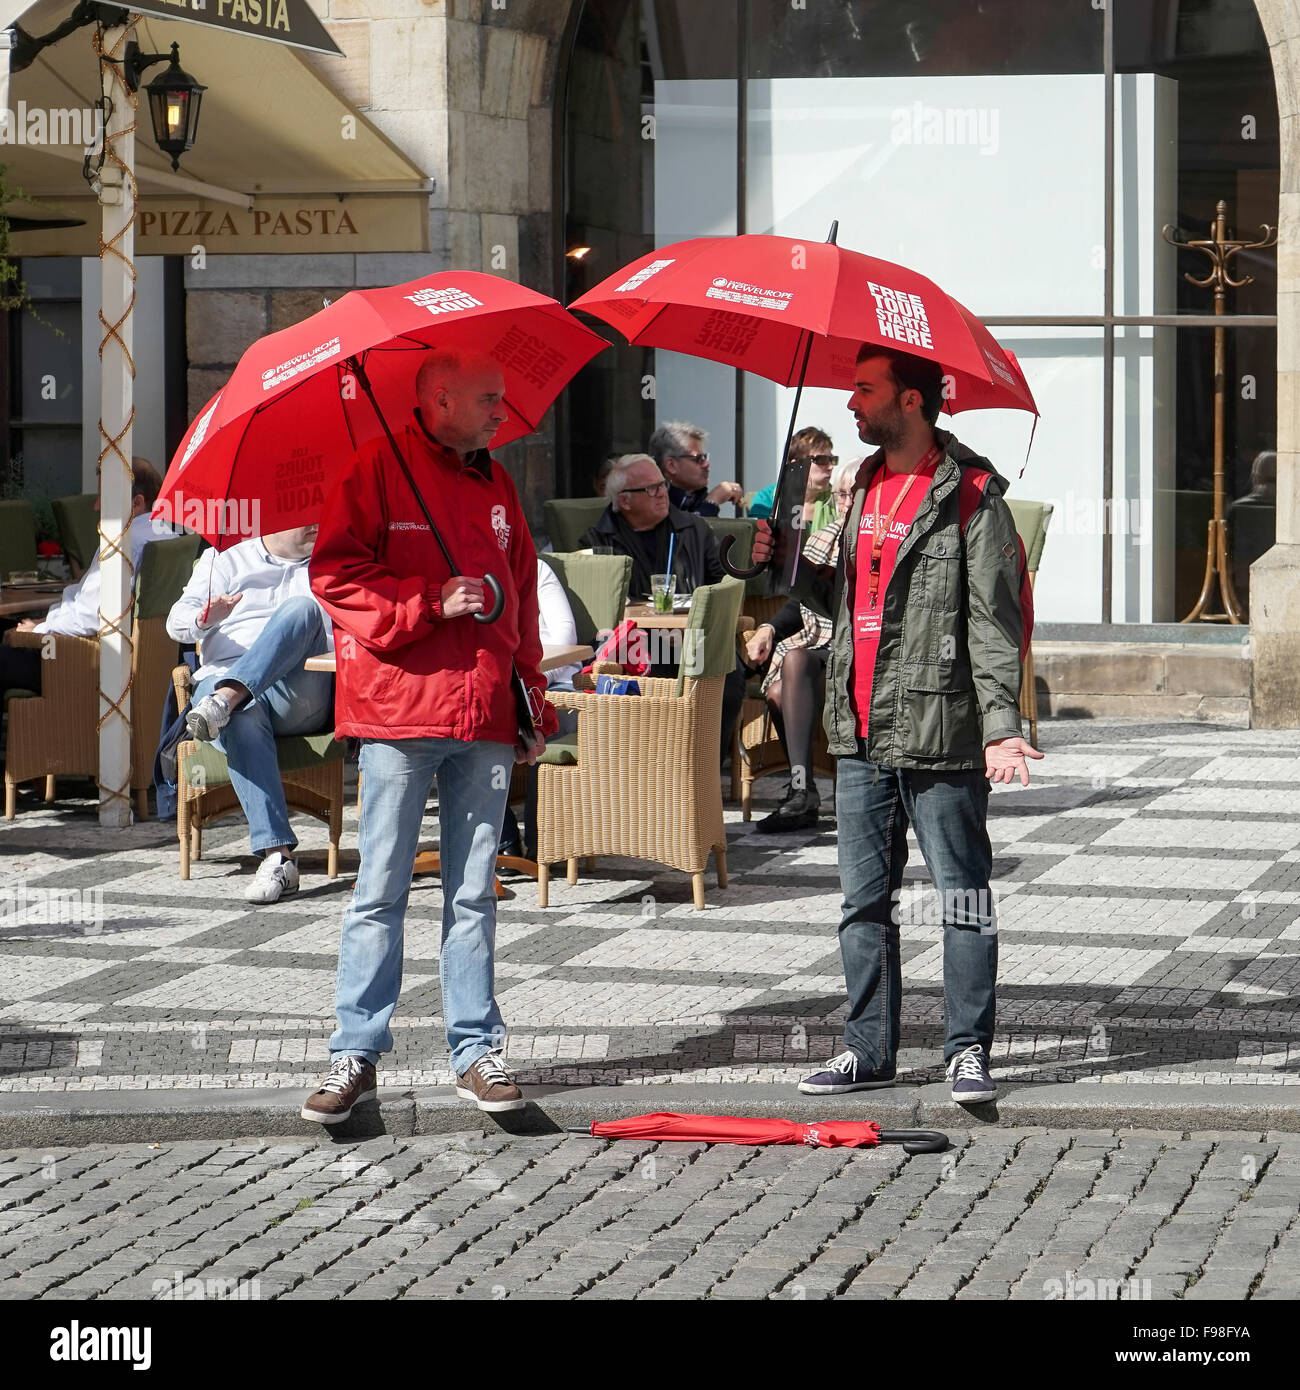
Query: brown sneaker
455,1051,525,1112
300,1055,377,1124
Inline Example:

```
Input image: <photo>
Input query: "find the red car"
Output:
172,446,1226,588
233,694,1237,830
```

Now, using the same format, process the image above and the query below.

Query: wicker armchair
535,576,744,911
170,664,345,880
52,494,99,579
1005,499,1053,746
4,534,201,820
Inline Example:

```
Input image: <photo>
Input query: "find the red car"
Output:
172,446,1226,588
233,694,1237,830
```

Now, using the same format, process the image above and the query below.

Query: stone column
1252,1,1300,726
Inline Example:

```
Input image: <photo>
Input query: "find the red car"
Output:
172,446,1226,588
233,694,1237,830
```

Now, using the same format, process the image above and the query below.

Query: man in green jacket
793,344,1043,1105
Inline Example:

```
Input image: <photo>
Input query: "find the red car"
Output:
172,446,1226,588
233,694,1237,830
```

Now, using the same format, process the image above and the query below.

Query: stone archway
1249,1,1299,725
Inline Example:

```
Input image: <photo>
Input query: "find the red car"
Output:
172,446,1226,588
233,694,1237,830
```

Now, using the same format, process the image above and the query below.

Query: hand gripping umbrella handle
474,573,506,625
718,531,765,580
879,1130,950,1155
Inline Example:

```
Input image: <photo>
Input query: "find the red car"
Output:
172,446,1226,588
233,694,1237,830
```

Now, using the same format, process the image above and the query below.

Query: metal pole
733,0,748,498
95,18,137,827
1101,0,1114,624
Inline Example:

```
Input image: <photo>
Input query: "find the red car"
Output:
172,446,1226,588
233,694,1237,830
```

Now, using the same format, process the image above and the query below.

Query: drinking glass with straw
652,531,677,613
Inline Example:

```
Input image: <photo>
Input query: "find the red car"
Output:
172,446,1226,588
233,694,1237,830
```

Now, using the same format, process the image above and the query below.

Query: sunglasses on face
788,452,838,467
674,452,709,465
620,481,669,497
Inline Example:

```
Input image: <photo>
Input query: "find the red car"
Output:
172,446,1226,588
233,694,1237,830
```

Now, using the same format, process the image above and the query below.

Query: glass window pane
748,0,1103,79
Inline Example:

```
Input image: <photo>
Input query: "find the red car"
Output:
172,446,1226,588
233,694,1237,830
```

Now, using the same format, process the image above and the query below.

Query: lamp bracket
8,2,130,73
121,40,179,93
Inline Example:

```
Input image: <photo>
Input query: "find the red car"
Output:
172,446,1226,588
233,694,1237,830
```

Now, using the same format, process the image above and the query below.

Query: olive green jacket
793,430,1024,769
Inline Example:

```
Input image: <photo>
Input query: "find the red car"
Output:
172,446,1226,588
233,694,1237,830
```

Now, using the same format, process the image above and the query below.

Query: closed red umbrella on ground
156,272,609,550
579,1112,948,1154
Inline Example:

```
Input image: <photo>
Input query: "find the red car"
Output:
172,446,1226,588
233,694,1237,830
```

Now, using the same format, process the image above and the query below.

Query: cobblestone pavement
0,1127,1298,1301
2,718,1299,1095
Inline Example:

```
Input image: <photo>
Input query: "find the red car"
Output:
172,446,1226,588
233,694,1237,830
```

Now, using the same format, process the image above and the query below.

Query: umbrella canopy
157,272,609,549
570,233,1037,416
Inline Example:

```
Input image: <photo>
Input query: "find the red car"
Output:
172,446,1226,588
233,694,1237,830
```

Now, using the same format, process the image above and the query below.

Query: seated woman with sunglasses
743,458,859,832
747,426,840,529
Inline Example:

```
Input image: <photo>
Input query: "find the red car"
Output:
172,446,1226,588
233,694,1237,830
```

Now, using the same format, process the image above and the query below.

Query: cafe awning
2,0,432,254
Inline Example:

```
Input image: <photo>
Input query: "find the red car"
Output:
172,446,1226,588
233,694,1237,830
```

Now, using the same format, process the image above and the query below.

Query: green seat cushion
537,731,578,766
3,688,37,702
183,731,345,789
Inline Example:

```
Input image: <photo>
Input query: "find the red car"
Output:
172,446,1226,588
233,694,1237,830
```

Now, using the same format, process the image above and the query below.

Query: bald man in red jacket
303,348,556,1123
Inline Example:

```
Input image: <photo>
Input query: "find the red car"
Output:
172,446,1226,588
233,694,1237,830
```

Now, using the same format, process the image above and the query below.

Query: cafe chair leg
135,787,148,820
5,777,16,820
566,857,579,886
715,848,728,889
45,776,56,803
691,872,706,911
537,862,550,908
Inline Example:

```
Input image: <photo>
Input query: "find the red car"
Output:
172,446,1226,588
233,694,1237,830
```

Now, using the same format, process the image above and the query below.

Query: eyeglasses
788,452,838,467
620,481,669,497
673,452,709,465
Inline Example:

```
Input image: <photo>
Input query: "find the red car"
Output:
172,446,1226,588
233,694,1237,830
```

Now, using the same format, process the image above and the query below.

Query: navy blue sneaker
798,1050,896,1095
946,1045,997,1103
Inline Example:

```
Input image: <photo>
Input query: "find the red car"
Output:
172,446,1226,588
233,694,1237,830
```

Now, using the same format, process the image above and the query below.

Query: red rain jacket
310,412,557,745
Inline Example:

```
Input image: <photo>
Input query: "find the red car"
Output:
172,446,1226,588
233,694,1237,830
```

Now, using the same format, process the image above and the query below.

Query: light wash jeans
193,595,333,855
835,752,997,1070
331,736,513,1076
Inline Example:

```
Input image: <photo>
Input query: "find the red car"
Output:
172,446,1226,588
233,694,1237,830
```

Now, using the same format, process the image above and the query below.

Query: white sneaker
186,691,233,742
245,852,299,903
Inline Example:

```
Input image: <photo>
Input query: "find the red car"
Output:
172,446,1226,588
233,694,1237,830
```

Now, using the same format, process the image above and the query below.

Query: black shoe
756,788,820,833
799,1051,896,1094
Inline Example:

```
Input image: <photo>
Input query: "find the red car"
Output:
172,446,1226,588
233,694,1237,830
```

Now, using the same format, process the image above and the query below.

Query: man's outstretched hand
984,736,1044,787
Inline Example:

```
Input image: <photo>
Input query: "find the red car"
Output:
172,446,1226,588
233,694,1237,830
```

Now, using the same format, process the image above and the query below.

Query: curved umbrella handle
474,572,506,625
718,532,766,581
879,1130,950,1155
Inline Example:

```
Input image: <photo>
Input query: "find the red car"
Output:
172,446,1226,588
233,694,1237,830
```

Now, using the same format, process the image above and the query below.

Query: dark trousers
0,644,41,695
835,751,996,1069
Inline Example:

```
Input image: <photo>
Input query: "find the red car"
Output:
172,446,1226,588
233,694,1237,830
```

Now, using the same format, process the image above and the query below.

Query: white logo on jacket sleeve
491,504,511,551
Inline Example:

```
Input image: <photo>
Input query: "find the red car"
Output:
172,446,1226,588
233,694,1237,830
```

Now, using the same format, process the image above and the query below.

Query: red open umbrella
576,1112,948,1154
571,230,1037,412
571,227,1036,578
157,271,609,553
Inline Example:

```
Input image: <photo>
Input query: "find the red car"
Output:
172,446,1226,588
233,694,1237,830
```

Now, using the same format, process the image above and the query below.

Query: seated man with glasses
580,452,746,759
748,426,839,529
649,421,743,517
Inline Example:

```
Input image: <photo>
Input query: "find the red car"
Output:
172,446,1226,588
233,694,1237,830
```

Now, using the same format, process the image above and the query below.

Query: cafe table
304,642,594,892
624,600,753,632
0,583,64,619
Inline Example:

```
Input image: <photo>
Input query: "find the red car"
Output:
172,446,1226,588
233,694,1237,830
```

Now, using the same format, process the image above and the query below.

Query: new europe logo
705,276,793,311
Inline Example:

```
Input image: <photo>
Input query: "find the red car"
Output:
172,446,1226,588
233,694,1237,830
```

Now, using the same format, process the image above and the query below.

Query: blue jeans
835,752,996,1070
331,736,513,1075
193,595,333,855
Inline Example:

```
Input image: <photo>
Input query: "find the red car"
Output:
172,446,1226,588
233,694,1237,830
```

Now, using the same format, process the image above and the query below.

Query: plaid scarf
761,517,843,695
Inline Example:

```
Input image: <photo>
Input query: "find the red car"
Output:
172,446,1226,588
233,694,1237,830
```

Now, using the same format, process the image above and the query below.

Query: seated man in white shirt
167,524,335,904
0,459,170,691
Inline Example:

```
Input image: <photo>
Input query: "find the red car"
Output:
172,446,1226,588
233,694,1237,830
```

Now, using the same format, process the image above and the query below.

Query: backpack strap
958,467,994,532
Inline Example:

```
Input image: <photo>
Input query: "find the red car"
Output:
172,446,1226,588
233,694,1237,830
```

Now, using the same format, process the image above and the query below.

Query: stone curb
3,1081,1300,1147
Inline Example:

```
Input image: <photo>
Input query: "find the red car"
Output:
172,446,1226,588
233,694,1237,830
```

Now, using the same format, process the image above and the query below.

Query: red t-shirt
852,454,940,738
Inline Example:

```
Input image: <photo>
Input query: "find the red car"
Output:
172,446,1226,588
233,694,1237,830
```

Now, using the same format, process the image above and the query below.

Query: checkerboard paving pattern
2,718,1300,1093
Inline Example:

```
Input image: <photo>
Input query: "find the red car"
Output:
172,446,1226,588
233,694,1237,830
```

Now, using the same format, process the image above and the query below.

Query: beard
855,403,907,452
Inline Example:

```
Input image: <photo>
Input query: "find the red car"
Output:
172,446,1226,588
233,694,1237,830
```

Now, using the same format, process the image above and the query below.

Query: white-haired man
649,421,743,517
